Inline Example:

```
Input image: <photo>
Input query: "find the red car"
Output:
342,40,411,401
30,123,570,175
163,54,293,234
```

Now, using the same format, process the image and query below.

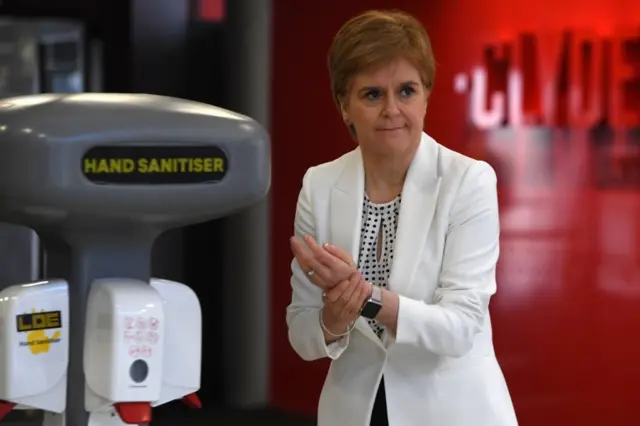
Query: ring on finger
306,269,315,277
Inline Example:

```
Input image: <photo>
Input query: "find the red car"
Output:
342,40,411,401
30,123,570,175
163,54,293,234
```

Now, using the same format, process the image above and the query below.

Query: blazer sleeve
286,167,350,361
394,161,500,357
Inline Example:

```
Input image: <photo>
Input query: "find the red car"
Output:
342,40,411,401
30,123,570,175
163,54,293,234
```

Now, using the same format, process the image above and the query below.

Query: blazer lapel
329,149,383,346
388,134,441,296
329,148,365,262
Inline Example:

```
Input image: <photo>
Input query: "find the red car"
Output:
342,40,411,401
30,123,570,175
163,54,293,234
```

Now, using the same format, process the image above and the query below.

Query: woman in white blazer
287,9,518,426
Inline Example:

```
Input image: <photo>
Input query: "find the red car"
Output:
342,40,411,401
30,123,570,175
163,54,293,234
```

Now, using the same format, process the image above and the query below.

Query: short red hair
327,9,436,110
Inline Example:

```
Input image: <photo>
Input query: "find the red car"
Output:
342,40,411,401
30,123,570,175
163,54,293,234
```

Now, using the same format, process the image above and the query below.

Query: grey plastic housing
0,93,271,426
0,93,271,230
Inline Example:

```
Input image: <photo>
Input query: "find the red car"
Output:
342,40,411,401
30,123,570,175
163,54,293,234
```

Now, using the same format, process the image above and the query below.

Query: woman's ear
347,123,358,139
339,101,349,123
423,88,431,113
338,96,357,140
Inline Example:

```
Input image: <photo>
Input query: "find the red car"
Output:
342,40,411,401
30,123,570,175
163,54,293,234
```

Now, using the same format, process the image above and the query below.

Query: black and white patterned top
357,193,402,338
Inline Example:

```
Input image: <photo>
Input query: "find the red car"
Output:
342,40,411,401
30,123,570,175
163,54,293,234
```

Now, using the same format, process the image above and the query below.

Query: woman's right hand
321,271,371,340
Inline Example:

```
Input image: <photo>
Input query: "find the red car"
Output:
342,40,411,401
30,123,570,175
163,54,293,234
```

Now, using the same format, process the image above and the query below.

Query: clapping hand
290,235,371,337
321,270,371,335
290,234,356,290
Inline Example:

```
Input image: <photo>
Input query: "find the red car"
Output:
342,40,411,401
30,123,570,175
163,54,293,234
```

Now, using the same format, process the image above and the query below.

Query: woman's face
341,57,429,157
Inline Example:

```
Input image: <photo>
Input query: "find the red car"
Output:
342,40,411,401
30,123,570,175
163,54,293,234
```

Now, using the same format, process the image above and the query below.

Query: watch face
361,301,382,319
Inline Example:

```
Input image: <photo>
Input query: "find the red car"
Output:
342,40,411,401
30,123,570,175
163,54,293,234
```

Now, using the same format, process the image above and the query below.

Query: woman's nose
382,95,401,115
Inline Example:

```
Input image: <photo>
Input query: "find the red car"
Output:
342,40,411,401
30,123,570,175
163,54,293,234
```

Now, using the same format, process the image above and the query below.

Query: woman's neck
362,152,412,204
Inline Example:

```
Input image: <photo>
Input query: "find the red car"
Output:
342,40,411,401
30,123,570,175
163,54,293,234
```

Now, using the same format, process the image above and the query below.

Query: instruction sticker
82,145,228,184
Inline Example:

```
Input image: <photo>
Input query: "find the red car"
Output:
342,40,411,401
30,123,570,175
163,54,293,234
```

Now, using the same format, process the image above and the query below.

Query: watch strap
370,284,382,304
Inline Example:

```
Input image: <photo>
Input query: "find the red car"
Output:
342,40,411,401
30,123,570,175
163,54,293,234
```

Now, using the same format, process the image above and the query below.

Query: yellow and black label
82,146,229,184
16,310,62,332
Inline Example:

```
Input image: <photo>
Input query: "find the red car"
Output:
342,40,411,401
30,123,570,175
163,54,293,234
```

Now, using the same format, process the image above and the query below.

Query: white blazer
286,133,518,426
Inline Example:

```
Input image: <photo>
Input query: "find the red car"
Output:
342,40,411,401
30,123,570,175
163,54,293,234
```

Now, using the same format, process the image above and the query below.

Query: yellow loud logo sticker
16,309,62,355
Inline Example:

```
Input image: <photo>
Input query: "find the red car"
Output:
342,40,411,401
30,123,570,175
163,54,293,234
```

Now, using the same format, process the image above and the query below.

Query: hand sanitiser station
0,94,271,426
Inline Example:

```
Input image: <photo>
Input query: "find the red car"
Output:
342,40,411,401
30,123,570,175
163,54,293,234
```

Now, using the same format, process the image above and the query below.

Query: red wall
269,1,640,424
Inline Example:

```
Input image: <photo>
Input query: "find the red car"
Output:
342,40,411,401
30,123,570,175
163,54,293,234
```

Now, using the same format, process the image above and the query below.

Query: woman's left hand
290,235,356,290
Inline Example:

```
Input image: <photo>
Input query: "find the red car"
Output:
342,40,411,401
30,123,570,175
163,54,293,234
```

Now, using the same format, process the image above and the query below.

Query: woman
287,9,518,426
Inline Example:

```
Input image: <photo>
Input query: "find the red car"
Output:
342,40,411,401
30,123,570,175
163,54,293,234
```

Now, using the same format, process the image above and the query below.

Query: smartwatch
360,284,383,319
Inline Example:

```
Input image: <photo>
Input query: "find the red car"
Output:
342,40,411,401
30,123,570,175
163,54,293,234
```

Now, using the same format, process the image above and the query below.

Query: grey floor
2,405,315,426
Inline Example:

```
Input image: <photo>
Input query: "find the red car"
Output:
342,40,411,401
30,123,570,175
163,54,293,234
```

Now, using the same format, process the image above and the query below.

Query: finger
335,273,362,318
300,236,357,290
298,262,333,291
290,237,309,266
303,237,356,282
291,238,336,291
291,240,317,279
342,277,367,318
336,274,360,306
303,235,342,269
307,260,335,286
324,279,350,304
291,237,333,281
348,276,371,315
323,243,356,267
304,236,354,282
307,276,331,292
325,271,361,302
291,236,316,259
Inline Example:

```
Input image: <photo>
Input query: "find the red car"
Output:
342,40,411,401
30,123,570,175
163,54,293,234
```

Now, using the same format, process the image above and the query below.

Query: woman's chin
370,134,414,154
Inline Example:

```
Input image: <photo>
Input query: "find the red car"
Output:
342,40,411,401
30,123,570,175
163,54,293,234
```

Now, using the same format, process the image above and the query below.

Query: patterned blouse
356,193,401,337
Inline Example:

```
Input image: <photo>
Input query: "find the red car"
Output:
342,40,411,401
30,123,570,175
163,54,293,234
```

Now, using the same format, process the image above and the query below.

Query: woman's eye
400,86,416,97
365,90,381,101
